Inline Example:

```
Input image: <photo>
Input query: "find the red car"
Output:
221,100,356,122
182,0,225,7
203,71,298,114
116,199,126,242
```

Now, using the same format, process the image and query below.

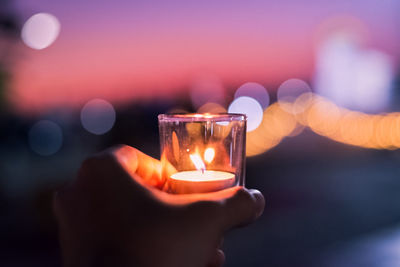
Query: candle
158,113,246,194
167,150,235,194
169,170,235,194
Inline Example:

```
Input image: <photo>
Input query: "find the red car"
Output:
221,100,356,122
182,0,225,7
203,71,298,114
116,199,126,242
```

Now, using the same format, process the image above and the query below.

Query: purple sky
10,0,400,112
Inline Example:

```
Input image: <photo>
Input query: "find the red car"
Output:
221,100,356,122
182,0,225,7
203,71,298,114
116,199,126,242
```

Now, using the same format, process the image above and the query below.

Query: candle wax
169,170,235,194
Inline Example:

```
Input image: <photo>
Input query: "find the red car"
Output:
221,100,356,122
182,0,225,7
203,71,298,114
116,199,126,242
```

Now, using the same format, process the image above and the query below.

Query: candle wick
201,168,205,174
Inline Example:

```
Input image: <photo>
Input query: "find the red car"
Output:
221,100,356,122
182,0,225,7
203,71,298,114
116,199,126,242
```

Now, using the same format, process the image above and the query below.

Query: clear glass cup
158,113,246,194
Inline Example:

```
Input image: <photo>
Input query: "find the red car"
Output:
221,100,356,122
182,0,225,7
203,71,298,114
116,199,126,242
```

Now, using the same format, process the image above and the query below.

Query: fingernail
249,189,265,218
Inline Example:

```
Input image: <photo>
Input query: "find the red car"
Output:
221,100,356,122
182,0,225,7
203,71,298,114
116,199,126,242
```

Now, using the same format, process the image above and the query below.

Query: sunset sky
9,0,400,113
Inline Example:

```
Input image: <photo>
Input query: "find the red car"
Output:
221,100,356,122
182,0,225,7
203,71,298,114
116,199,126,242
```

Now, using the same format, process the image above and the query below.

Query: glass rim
158,113,246,122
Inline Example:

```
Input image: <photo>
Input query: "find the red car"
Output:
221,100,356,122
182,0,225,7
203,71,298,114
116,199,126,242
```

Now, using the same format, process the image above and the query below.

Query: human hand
54,145,264,267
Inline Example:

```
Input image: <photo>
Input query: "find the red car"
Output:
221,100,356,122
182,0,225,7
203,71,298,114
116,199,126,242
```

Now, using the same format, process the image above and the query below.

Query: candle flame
204,147,215,163
190,153,206,173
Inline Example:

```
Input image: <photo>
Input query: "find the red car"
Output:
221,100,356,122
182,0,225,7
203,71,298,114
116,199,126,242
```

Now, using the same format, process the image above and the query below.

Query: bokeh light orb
246,103,297,157
277,79,312,113
29,120,63,156
306,96,342,137
234,82,270,109
197,102,227,113
228,96,263,132
21,13,60,50
166,107,189,114
81,99,116,135
190,75,225,109
314,30,393,113
353,49,393,109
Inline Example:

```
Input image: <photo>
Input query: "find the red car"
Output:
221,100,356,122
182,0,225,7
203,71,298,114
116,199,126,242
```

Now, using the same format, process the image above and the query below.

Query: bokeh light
81,99,116,135
233,88,400,157
292,93,315,125
234,82,270,109
353,49,393,109
306,95,342,137
246,103,298,157
228,96,263,132
197,102,227,113
29,120,63,156
21,13,60,50
190,75,225,109
314,29,393,112
166,107,189,114
242,88,400,156
295,95,400,150
277,79,312,114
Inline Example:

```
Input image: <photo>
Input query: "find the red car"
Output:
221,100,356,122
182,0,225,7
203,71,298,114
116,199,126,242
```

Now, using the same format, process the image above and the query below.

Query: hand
54,145,264,267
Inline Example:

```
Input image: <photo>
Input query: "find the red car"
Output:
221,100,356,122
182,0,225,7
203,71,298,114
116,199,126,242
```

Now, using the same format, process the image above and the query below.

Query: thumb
162,186,265,231
220,187,265,231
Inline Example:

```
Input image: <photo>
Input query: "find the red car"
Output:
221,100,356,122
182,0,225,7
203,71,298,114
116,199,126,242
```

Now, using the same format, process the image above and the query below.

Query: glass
158,113,246,194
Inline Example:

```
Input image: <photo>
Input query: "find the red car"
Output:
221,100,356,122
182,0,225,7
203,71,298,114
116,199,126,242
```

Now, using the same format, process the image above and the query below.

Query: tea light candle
169,170,235,194
158,113,247,194
167,151,234,193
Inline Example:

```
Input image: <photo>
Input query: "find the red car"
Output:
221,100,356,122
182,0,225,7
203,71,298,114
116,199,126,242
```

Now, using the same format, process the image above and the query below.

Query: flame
204,147,215,163
190,153,206,173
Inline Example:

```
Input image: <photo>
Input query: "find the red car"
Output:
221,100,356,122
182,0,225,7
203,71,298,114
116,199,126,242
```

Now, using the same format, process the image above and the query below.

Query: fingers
69,147,160,205
77,146,265,232
77,145,172,189
111,145,168,188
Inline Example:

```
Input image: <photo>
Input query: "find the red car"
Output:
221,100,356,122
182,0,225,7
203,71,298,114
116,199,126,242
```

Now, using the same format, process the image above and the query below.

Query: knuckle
234,187,258,221
115,144,137,154
235,187,254,204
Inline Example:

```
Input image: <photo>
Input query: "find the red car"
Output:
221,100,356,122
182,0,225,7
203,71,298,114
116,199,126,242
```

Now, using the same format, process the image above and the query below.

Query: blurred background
1,0,400,266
